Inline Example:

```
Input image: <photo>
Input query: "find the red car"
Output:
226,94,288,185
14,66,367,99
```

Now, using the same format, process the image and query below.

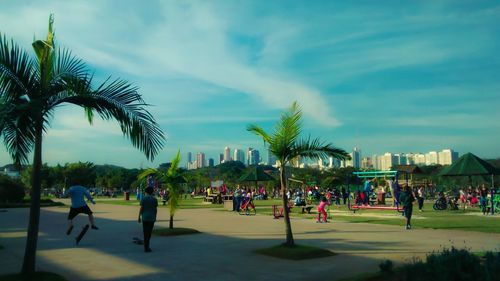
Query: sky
1,0,499,169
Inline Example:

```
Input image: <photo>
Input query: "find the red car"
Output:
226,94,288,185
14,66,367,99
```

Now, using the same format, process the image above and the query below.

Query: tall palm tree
138,150,185,229
0,15,165,273
247,102,349,246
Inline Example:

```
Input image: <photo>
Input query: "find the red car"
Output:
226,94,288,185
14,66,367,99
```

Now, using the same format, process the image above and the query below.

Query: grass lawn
0,272,68,281
255,243,335,260
95,197,223,209
254,200,500,234
0,198,64,208
96,197,500,233
153,227,200,236
330,203,500,234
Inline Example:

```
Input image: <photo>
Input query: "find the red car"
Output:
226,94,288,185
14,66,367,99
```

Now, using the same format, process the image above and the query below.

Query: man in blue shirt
138,186,158,253
66,183,98,235
363,178,375,205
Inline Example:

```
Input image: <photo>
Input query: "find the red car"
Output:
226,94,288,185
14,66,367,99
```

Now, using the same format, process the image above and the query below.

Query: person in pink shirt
317,196,331,223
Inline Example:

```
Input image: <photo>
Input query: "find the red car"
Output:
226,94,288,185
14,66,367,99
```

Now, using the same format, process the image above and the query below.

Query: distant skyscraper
342,153,354,168
267,148,277,166
208,158,214,167
223,147,231,163
372,154,379,169
196,152,205,169
426,151,439,165
187,152,192,164
352,147,361,169
247,148,260,165
234,149,245,163
219,153,224,164
361,157,372,169
380,153,397,170
414,153,426,165
395,153,407,166
438,149,458,165
328,156,341,168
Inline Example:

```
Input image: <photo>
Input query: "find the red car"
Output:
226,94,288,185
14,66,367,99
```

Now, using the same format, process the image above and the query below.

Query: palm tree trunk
21,122,43,274
280,168,294,246
169,214,174,229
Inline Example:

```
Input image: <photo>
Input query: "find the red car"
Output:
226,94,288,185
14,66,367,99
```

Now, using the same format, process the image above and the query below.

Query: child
317,196,331,223
138,186,158,253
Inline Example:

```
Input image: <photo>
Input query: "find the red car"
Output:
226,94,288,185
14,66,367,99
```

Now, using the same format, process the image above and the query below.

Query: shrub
402,247,500,281
379,259,394,274
0,175,25,203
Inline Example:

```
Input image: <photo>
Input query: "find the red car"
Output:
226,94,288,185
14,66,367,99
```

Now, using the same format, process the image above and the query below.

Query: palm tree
247,102,349,246
0,15,165,273
138,150,185,229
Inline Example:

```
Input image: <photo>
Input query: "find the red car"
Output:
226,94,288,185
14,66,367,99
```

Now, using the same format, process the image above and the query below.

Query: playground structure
348,170,403,213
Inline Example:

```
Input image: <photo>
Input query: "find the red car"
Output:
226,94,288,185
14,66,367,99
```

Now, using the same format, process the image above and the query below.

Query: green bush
402,247,500,281
379,259,394,274
0,175,26,203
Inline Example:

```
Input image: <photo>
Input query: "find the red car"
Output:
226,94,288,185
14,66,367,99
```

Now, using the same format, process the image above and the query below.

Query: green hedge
0,175,25,203
379,248,500,281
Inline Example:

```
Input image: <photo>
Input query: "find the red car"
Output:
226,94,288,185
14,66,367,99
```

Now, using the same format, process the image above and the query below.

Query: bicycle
239,197,256,216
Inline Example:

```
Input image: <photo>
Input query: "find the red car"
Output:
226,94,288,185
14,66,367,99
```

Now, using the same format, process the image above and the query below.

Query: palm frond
50,76,165,161
289,136,350,162
0,35,38,101
168,150,181,177
52,48,88,83
274,101,301,152
0,102,36,164
137,168,160,181
247,124,272,144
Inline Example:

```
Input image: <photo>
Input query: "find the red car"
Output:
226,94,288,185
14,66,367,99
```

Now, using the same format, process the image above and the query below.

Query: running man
66,183,98,235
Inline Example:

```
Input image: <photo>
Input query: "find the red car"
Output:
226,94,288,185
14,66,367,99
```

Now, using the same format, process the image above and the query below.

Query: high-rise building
219,154,224,165
342,153,354,168
247,148,260,165
267,149,277,166
352,147,361,169
196,152,205,169
426,151,439,165
187,152,192,164
361,157,372,169
233,149,245,163
380,153,397,170
414,153,426,165
208,158,214,167
438,149,458,165
223,147,231,163
395,153,407,166
372,154,379,170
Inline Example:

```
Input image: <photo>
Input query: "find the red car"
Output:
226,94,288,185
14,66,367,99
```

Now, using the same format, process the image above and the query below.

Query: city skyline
183,146,461,170
1,1,500,169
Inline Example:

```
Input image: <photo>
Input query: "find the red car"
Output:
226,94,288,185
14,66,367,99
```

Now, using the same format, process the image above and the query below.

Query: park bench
204,196,214,203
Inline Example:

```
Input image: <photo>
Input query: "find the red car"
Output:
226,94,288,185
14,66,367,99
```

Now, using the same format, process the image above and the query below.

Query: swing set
348,170,403,213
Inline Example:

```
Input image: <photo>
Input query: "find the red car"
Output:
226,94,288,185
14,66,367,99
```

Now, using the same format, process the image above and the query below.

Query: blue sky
1,1,499,168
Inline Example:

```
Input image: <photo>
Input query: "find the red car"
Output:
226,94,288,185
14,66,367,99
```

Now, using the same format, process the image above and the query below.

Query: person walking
399,185,415,230
417,186,425,212
316,196,331,223
66,182,98,235
480,185,489,215
138,186,158,253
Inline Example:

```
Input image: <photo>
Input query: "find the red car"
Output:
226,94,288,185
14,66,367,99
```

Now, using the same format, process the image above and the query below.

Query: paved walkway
1,202,500,281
